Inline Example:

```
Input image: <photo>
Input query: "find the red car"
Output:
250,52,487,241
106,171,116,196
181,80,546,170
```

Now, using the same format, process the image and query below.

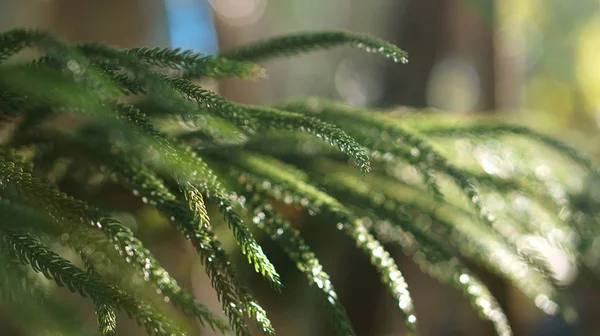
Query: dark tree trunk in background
381,0,448,108
382,0,497,112
445,0,496,111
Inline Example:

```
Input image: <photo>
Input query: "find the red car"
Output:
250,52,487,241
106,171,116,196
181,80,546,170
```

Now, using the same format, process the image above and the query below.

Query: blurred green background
2,0,600,335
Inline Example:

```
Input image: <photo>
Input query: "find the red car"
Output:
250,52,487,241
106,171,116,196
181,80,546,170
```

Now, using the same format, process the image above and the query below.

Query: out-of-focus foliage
497,0,600,144
0,27,598,336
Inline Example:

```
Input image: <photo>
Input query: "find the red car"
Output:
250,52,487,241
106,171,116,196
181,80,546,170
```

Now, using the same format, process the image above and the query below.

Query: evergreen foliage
0,27,598,336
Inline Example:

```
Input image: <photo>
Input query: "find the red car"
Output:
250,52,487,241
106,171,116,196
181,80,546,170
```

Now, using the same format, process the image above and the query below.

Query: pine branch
105,105,281,289
0,229,186,336
421,123,600,175
316,166,562,314
1,25,595,336
276,99,557,268
76,44,255,144
83,265,118,336
109,104,283,290
117,106,282,292
6,62,281,292
95,300,118,336
159,76,253,127
238,191,356,336
104,146,271,335
369,217,512,336
173,116,247,147
217,152,418,333
129,46,265,79
359,130,444,199
275,99,448,197
75,44,372,175
77,44,258,131
152,78,372,173
368,147,578,264
308,166,512,335
0,248,90,335
0,151,229,333
33,131,277,336
0,29,57,62
221,30,408,63
234,150,558,328
79,43,265,80
176,146,282,289
243,105,371,173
